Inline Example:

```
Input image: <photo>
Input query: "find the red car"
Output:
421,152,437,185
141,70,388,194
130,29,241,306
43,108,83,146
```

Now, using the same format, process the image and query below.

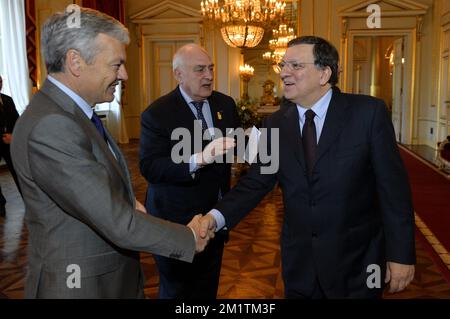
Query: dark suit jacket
0,93,19,137
140,86,240,224
11,80,195,298
215,87,415,298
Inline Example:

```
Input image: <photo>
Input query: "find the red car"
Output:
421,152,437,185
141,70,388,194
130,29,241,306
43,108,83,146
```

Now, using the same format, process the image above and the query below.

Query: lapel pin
217,111,223,120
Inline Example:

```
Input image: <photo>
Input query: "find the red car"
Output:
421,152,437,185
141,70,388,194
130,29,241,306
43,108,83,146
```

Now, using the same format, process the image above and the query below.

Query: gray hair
41,7,130,73
173,43,211,72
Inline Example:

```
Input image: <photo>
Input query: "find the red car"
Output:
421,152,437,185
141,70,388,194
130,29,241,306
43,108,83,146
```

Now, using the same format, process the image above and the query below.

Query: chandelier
201,0,286,49
262,23,295,72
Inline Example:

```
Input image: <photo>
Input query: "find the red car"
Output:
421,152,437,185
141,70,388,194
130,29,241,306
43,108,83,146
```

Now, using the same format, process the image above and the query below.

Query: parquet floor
1,140,449,298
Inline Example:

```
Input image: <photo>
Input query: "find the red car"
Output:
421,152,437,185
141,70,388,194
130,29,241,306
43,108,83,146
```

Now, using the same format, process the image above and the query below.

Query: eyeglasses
276,61,316,72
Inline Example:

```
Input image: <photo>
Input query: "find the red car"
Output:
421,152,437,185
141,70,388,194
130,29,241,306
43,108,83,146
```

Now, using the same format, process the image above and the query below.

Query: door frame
392,37,405,143
344,29,417,144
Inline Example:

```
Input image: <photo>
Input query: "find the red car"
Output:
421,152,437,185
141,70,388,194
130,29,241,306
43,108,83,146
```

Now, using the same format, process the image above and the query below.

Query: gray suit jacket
10,80,195,299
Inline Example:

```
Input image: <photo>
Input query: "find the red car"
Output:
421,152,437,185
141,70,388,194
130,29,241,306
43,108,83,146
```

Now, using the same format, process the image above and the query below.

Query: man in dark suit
201,36,416,298
140,43,239,299
10,8,212,299
0,75,21,217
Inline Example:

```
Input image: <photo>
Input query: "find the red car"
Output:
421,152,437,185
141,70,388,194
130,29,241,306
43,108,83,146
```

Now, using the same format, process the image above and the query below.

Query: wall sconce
239,64,254,101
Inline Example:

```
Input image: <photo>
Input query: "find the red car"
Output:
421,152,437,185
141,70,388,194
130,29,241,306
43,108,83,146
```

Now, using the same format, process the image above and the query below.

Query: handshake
135,200,218,253
185,136,235,253
187,213,218,253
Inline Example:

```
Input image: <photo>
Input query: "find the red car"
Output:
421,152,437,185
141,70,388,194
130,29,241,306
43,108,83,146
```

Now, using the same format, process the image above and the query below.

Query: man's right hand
199,213,217,238
195,137,235,166
187,214,215,253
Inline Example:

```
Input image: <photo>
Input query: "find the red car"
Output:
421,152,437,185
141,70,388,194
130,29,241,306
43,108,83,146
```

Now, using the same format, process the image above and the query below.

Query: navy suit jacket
0,93,19,135
215,86,415,298
140,87,240,224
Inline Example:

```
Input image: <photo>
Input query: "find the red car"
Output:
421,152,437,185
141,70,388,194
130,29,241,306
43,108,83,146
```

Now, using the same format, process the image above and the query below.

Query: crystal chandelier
201,0,286,49
262,23,295,72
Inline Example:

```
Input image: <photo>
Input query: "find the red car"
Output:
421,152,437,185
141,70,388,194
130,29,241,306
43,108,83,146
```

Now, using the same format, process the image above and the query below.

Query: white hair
172,43,211,71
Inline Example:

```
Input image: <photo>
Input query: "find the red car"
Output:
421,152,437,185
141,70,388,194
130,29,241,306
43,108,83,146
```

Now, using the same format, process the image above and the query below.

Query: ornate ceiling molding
130,0,202,25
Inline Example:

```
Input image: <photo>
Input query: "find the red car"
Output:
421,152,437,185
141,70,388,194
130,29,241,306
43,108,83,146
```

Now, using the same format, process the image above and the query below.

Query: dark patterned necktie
91,111,107,143
302,109,317,177
191,101,208,131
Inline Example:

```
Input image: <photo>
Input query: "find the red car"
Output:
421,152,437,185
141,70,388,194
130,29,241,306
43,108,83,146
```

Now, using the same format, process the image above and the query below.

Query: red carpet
399,147,450,253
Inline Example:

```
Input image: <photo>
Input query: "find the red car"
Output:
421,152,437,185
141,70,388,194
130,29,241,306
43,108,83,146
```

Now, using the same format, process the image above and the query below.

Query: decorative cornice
339,0,428,17
130,0,201,24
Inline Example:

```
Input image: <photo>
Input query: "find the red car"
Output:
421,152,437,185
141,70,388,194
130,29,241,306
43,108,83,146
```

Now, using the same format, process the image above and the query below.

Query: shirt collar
179,85,206,106
47,75,93,119
296,88,333,120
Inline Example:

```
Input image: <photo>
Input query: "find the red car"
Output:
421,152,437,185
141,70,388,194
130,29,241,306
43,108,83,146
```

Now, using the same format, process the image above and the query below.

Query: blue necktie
191,101,208,131
91,112,107,142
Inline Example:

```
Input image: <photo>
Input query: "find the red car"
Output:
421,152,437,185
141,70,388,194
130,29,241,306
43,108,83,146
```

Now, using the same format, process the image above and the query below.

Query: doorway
352,35,405,142
346,30,415,144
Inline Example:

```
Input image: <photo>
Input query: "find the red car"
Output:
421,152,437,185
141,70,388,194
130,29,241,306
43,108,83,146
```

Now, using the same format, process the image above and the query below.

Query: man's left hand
385,261,415,293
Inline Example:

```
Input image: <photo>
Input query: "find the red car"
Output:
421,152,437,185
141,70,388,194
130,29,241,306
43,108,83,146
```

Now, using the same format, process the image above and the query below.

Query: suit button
312,232,318,238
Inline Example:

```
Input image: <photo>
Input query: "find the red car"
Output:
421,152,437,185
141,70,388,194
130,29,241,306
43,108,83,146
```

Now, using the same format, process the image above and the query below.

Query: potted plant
235,98,262,129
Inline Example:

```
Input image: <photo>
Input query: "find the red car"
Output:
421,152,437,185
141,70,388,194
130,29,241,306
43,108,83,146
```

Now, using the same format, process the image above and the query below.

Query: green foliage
235,99,262,129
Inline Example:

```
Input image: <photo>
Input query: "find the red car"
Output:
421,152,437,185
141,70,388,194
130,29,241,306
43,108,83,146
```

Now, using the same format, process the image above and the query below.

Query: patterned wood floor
1,140,450,299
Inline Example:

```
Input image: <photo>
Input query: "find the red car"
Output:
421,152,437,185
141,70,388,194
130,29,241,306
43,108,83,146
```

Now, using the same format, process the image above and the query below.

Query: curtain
82,0,124,23
0,0,31,114
25,0,37,88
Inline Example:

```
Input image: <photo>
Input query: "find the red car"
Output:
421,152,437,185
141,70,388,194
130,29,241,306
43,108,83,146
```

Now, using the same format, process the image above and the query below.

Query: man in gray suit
10,7,214,299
